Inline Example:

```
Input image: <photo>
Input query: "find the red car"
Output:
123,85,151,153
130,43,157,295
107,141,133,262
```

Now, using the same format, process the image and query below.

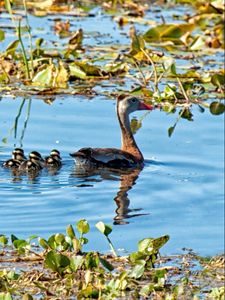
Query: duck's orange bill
138,102,154,110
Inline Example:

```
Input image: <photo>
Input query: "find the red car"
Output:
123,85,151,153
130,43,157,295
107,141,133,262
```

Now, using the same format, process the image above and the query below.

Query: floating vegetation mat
0,220,224,299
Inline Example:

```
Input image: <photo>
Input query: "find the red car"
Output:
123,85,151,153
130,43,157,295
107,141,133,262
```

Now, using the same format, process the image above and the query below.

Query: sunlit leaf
69,64,86,79
76,219,90,234
66,224,76,239
144,24,195,43
95,221,112,237
5,40,19,57
32,65,54,86
190,36,205,51
0,29,5,42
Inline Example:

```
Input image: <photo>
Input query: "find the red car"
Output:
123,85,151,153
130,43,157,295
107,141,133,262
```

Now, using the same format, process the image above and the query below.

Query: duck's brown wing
70,147,137,168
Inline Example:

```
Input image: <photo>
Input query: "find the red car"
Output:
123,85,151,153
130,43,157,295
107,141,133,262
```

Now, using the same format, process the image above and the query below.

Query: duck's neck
117,108,143,162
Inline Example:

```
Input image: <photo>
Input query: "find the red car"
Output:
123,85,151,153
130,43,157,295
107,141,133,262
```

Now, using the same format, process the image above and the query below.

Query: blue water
0,96,224,256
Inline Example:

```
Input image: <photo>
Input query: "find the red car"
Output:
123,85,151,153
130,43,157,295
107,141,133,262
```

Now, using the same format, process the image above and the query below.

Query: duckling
2,148,26,168
12,148,27,162
19,151,45,172
45,149,62,168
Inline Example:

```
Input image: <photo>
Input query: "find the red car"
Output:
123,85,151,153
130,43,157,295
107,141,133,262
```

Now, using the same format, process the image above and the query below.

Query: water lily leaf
69,64,86,79
68,28,83,50
190,36,205,51
211,73,225,88
144,24,195,43
5,40,19,57
129,26,145,55
95,221,112,237
32,65,54,86
210,101,225,115
0,29,5,42
54,62,69,88
76,62,102,76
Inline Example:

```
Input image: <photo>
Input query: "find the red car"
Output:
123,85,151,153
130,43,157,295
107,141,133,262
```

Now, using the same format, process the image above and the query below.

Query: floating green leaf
210,101,225,115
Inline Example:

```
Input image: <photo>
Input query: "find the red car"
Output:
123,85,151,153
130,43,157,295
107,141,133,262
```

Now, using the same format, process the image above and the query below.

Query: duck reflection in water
71,165,148,225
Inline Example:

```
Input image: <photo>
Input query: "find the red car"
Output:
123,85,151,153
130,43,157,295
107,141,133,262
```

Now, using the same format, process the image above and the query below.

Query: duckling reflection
71,165,148,225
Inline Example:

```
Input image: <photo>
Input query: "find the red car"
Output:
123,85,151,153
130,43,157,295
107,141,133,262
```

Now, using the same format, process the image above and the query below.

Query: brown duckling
45,149,62,168
19,151,45,172
3,148,26,168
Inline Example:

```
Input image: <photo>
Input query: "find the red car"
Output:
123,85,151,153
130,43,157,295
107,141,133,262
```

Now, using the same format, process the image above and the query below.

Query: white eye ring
131,98,137,103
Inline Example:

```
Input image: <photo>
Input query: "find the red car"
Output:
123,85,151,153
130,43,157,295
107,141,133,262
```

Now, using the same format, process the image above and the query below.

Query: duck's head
117,95,154,115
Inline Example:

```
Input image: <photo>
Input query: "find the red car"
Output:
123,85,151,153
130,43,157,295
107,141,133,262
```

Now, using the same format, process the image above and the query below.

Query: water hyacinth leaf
11,234,19,243
95,221,112,237
44,250,70,275
70,255,84,271
99,257,114,271
38,237,49,249
0,235,8,245
130,260,146,278
210,102,225,115
0,292,13,300
0,29,5,42
66,224,76,239
55,233,65,244
76,219,90,234
138,235,169,254
32,65,54,86
69,64,86,79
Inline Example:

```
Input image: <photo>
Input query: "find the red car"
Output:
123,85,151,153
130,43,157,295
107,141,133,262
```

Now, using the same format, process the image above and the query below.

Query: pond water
0,3,224,257
0,96,224,256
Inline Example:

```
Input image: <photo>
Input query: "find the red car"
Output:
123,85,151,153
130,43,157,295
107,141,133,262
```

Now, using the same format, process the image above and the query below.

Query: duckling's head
29,151,44,162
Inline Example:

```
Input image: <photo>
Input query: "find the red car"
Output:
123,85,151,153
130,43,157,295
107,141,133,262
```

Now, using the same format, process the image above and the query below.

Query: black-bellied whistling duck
3,148,26,168
19,151,45,172
70,96,155,168
45,149,62,168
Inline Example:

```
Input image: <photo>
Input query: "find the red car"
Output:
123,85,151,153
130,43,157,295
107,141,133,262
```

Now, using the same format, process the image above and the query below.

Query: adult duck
70,96,156,168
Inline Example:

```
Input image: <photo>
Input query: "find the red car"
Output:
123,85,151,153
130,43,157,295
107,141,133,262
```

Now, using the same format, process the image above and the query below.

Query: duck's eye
130,98,137,103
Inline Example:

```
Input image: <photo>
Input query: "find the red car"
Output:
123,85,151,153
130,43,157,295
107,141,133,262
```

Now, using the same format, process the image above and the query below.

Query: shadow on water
70,164,149,225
